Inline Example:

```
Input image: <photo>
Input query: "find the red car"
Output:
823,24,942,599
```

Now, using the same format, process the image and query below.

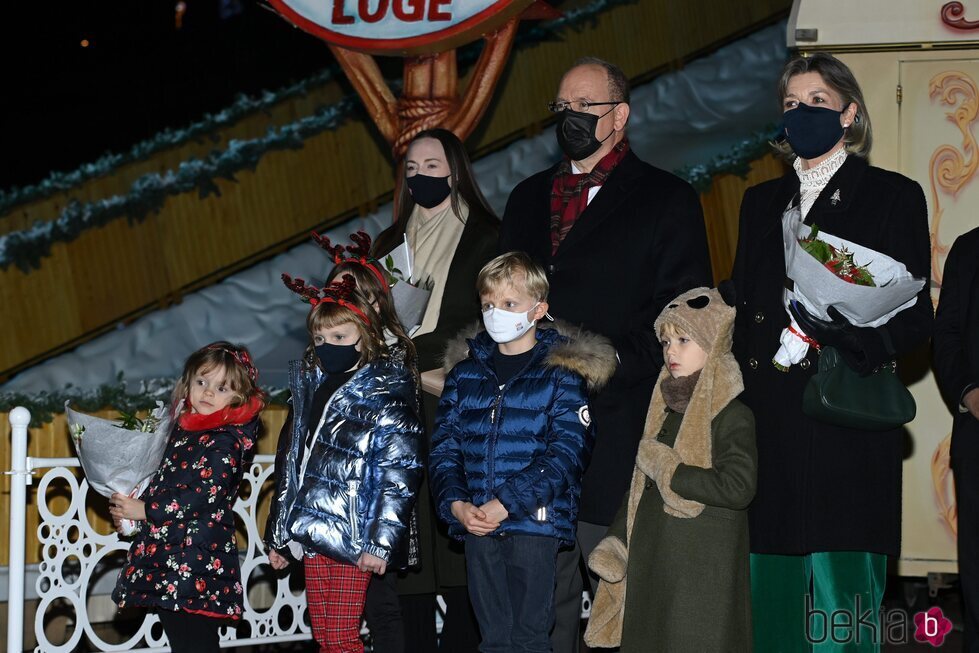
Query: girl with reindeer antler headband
313,230,423,652
264,272,423,653
313,230,417,370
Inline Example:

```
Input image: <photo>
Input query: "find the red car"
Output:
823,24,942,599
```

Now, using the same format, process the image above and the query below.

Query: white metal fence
6,406,313,653
6,407,587,653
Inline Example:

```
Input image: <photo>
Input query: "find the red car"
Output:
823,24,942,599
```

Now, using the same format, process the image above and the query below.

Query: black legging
364,572,405,652
157,610,221,653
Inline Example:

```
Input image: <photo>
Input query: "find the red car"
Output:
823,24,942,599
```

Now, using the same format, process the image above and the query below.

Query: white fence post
7,407,31,653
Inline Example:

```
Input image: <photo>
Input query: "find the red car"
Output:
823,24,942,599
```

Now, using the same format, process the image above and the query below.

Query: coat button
800,358,811,370
754,312,765,323
547,264,556,274
645,478,654,489
748,357,758,369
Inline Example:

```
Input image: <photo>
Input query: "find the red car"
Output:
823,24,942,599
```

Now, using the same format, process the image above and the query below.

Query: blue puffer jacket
429,323,617,544
265,356,423,565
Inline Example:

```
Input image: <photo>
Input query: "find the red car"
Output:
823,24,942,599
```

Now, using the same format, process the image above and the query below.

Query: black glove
788,301,875,374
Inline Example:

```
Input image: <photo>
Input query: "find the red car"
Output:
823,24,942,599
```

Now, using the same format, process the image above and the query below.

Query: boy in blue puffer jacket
430,251,617,653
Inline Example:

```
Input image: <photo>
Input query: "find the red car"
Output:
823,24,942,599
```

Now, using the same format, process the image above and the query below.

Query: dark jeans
364,571,405,653
465,534,560,653
157,610,220,653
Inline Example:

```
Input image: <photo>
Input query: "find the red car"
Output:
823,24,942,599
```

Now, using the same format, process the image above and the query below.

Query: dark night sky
3,0,345,189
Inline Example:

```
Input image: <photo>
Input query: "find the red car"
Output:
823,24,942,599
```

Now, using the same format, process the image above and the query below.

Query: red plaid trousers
305,554,371,653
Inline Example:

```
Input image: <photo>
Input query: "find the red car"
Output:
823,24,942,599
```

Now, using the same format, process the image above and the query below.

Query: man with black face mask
500,56,712,652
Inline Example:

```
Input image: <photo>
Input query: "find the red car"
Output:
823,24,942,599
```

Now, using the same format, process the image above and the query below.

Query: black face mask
407,173,452,209
315,341,361,374
556,106,616,161
782,102,848,160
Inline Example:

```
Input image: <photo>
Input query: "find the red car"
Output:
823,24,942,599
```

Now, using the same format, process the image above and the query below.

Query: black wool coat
933,227,979,459
731,155,933,556
935,227,979,410
501,149,713,525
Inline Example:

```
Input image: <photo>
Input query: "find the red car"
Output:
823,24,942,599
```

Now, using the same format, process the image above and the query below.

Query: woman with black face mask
731,53,932,651
371,129,499,652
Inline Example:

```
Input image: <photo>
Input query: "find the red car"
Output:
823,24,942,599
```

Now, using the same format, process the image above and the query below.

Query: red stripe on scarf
549,139,630,255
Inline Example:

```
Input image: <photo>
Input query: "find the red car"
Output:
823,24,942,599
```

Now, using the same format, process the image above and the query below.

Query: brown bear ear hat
637,284,744,511
653,284,736,358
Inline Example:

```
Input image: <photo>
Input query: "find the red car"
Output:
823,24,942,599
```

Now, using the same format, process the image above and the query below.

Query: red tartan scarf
549,138,630,255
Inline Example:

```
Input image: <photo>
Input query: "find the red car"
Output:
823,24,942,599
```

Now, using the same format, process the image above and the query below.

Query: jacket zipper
347,479,361,544
487,389,503,494
482,351,541,504
296,388,340,495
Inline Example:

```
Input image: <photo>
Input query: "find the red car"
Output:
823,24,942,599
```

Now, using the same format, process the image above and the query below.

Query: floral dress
112,398,262,619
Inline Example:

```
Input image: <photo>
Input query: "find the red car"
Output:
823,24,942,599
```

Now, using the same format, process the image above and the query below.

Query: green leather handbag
802,346,917,431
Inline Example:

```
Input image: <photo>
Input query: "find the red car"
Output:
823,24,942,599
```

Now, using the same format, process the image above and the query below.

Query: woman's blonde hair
773,52,873,160
305,290,388,371
172,341,265,411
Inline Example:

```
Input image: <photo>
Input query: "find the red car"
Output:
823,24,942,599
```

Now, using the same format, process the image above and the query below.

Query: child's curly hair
171,341,266,411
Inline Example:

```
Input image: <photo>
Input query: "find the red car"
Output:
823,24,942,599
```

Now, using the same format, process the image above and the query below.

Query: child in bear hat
584,285,757,652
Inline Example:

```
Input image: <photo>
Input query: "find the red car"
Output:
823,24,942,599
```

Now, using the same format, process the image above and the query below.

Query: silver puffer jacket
265,357,423,564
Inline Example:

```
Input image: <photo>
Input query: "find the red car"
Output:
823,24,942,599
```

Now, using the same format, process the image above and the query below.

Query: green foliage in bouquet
799,224,876,287
383,255,404,287
115,410,162,433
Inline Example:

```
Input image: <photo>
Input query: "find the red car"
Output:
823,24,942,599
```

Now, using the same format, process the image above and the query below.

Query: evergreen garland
676,126,780,193
0,373,290,428
0,0,639,220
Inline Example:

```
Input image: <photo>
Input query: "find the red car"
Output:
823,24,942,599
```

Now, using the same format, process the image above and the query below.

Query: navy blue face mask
315,341,361,374
782,102,849,160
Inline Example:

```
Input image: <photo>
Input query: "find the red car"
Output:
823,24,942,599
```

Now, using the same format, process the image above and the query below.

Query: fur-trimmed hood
441,320,618,392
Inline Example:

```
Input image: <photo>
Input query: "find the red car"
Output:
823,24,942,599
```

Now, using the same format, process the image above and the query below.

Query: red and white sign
269,0,536,54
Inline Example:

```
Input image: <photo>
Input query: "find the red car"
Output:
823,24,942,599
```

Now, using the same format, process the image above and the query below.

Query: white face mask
482,304,539,344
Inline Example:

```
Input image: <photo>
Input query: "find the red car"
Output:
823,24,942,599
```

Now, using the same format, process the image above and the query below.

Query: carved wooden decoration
269,0,556,156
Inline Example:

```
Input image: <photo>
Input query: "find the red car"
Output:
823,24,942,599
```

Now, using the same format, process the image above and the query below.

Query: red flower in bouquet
800,224,876,287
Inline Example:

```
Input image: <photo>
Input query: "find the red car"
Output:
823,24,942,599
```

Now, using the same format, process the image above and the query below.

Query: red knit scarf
549,139,630,255
178,396,263,432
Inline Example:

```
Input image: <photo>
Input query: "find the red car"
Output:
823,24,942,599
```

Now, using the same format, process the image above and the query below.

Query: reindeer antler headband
282,273,371,324
311,230,389,292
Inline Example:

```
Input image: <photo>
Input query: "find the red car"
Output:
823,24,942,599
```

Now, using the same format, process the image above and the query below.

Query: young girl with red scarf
109,342,265,653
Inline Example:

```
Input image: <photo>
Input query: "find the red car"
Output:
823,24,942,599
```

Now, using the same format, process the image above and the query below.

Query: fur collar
441,320,617,392
178,396,263,432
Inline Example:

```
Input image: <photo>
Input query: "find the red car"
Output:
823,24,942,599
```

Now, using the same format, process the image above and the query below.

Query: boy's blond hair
658,322,684,339
476,252,549,301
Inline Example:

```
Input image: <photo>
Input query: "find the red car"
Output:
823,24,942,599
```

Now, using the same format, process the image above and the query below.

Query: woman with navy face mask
731,53,932,651
372,128,499,652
